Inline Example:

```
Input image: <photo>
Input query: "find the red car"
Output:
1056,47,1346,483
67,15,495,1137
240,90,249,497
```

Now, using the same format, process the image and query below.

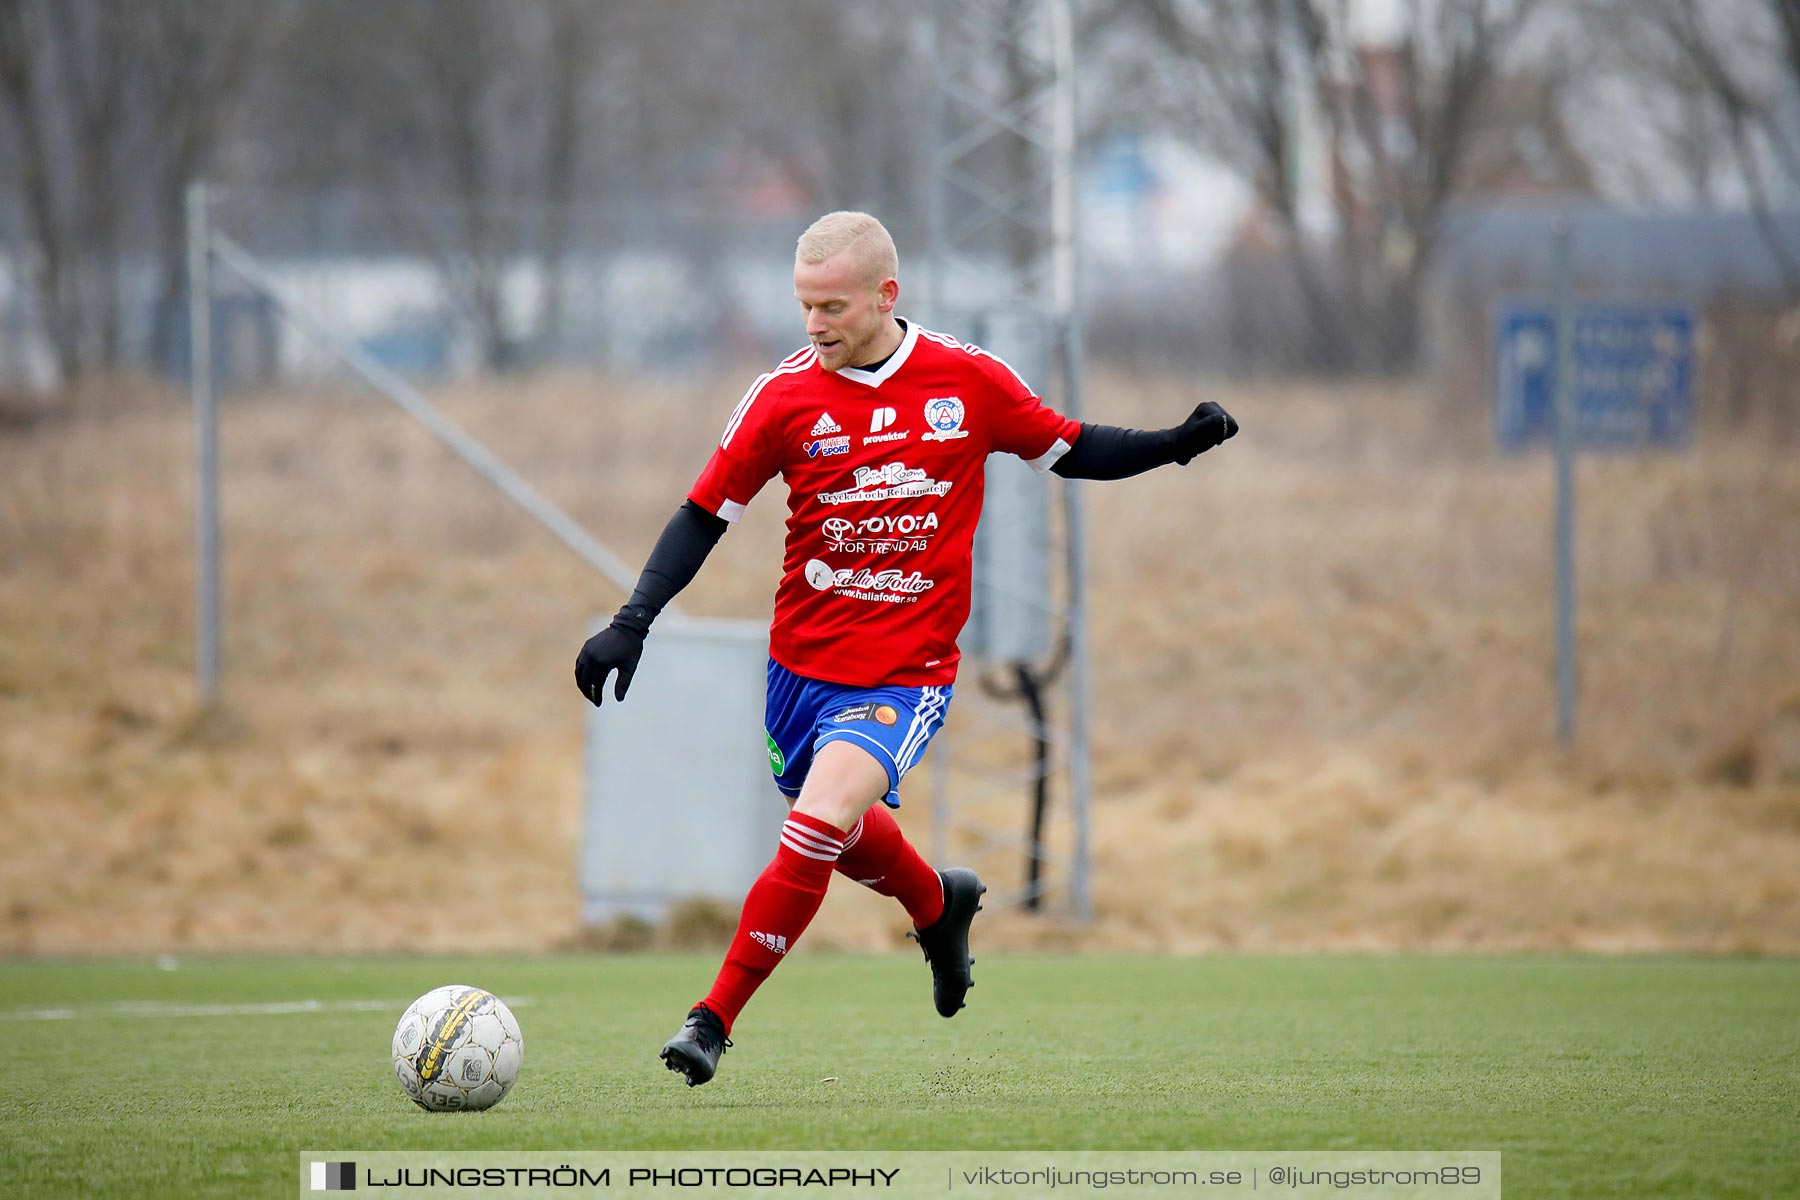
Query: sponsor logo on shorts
922,396,969,442
805,435,850,457
817,461,953,505
829,702,901,726
765,731,786,774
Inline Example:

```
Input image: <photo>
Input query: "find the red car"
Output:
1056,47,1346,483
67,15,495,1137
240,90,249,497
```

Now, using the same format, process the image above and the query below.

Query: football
391,984,523,1111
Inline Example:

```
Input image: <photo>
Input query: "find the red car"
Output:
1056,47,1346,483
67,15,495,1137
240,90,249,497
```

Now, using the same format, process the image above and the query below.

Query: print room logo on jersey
816,462,953,505
922,396,969,442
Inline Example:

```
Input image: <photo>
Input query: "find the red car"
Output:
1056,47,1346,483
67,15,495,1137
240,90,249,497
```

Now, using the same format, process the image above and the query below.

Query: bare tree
1131,0,1547,372
529,0,602,349
50,0,131,370
277,0,612,372
0,0,136,378
0,0,79,380
385,0,525,371
0,0,263,385
659,0,929,232
139,0,266,369
1620,0,1800,294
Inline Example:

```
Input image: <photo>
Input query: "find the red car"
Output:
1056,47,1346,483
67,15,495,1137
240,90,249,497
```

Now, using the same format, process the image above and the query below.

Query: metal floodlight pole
928,0,1090,916
188,182,221,705
1551,214,1577,744
1049,0,1091,919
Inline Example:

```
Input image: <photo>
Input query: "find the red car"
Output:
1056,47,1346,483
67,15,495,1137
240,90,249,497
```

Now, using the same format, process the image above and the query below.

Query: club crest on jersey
922,396,969,442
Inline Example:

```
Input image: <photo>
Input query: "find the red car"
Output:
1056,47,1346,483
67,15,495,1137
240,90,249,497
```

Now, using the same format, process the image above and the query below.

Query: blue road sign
1494,303,1696,450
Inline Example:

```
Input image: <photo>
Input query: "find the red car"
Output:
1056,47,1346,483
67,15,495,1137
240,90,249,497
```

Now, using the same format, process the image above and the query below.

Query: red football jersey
688,320,1080,687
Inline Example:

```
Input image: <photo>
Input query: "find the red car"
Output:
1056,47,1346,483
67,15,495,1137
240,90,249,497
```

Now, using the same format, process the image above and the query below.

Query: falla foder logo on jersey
803,557,936,602
922,396,969,441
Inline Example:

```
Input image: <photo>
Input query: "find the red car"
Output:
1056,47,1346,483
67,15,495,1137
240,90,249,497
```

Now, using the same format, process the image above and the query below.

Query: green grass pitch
3,954,1795,1198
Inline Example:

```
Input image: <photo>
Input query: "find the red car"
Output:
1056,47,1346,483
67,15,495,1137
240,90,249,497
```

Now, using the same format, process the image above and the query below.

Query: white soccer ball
391,984,523,1112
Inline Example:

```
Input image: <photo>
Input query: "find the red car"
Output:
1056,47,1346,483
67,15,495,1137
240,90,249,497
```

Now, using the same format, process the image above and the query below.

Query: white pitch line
0,996,533,1022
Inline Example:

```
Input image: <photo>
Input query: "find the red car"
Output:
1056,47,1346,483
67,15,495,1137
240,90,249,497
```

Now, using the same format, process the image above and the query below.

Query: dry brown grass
2,369,1796,956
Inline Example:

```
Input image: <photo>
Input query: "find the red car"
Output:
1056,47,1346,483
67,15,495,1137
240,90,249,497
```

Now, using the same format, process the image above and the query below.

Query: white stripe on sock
782,821,844,854
780,833,841,862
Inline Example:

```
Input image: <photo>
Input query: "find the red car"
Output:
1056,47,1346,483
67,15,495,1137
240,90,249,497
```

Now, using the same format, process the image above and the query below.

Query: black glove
574,606,651,705
1170,401,1239,464
572,502,731,708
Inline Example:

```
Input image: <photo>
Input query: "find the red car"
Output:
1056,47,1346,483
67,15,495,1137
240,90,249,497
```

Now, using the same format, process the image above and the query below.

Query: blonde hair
795,211,899,287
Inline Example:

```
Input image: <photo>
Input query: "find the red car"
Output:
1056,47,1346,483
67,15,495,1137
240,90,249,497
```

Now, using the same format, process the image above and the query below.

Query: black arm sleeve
614,500,728,632
1050,422,1181,481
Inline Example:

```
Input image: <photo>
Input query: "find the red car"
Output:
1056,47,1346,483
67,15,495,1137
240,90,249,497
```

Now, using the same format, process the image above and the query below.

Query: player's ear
877,277,899,312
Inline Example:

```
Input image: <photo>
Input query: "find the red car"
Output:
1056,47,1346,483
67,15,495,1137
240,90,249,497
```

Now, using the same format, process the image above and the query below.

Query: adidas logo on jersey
749,931,789,955
809,413,842,437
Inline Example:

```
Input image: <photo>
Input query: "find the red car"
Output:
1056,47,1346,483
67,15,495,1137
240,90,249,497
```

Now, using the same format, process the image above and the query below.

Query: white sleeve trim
717,498,747,523
1025,436,1072,474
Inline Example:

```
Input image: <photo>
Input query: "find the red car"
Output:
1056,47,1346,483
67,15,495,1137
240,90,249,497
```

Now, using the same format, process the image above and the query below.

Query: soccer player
575,211,1238,1087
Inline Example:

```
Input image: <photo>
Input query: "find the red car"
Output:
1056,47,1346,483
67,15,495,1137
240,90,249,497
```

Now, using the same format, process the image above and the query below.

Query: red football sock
698,811,845,1034
834,805,945,929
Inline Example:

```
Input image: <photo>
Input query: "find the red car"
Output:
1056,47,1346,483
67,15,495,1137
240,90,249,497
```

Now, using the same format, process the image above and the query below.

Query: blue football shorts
764,657,952,808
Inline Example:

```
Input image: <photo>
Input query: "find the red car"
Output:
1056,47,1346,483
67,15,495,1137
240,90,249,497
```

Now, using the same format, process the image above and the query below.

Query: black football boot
906,867,987,1017
659,1005,731,1087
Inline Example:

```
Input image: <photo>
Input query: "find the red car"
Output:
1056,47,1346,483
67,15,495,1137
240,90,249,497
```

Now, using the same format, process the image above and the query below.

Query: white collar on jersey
834,317,920,389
